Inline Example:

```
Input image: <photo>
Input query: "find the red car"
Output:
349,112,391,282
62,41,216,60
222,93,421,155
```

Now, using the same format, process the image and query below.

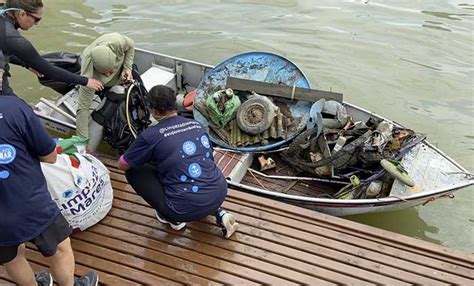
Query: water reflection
345,208,442,245
422,22,451,32
421,11,469,21
221,0,297,7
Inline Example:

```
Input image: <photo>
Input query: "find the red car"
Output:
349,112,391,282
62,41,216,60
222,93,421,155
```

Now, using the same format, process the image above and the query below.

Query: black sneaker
155,211,186,230
74,271,99,286
35,271,53,286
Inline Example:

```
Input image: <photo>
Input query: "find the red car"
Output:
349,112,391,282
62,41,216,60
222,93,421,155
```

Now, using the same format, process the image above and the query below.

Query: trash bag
205,89,241,127
41,153,113,231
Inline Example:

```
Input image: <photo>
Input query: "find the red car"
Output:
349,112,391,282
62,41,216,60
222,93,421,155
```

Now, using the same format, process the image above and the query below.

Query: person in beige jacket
76,32,135,151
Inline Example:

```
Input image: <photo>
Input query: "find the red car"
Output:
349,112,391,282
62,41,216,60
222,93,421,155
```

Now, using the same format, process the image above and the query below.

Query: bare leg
4,244,37,286
47,237,75,286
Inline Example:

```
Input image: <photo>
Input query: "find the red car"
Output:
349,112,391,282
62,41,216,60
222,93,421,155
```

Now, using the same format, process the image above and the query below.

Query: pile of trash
194,84,423,200
194,88,302,147
278,98,424,199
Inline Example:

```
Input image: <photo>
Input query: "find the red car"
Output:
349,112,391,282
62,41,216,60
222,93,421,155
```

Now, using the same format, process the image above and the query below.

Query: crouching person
0,95,98,286
118,85,239,238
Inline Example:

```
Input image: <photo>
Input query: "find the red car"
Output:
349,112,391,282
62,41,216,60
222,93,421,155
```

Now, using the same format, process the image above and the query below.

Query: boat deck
1,156,472,285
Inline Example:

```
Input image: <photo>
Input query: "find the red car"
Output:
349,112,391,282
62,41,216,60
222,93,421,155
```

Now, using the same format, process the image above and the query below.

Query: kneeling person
118,85,239,238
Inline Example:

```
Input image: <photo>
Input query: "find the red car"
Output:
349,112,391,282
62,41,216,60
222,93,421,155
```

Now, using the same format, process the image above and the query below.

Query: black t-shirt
124,116,227,216
0,96,59,246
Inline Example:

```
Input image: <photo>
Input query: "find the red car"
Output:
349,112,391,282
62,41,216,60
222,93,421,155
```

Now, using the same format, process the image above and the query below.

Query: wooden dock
1,156,473,285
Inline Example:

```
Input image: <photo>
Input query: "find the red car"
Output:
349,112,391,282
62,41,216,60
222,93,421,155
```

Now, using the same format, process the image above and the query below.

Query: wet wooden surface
1,156,473,285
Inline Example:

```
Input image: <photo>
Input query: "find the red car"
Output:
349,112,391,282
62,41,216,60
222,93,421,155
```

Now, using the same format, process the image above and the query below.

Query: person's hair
5,0,43,13
147,85,178,113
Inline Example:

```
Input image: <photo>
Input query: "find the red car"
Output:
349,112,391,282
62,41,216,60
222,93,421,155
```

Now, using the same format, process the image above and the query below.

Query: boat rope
214,146,289,154
248,168,348,185
444,172,474,180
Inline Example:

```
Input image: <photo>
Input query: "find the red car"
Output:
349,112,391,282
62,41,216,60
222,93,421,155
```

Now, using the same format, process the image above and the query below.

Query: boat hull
34,48,473,216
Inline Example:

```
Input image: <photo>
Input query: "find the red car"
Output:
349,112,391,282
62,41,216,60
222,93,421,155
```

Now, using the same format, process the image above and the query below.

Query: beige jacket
76,33,135,138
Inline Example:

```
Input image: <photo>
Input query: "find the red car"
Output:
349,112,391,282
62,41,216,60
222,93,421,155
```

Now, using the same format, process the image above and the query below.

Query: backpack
92,65,151,154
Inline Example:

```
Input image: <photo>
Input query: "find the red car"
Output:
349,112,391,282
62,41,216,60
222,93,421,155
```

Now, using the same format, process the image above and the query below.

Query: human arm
121,35,135,80
39,149,57,164
119,133,153,170
7,36,103,90
8,54,26,67
118,155,131,171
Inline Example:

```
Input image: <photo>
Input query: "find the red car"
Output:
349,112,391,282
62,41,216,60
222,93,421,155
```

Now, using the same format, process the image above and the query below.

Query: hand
121,69,133,81
86,78,104,91
29,68,44,78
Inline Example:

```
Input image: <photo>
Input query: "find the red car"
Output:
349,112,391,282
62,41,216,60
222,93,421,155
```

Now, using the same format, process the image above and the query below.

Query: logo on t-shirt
0,144,16,180
0,144,16,165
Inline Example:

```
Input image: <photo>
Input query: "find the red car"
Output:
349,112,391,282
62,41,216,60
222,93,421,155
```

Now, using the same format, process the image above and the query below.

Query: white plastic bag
41,153,113,231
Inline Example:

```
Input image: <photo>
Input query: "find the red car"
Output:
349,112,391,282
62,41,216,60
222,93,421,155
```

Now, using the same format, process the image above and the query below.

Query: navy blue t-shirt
124,116,227,216
0,96,59,246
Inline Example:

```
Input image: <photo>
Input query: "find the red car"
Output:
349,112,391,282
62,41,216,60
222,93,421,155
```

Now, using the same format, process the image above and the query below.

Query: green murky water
9,0,473,252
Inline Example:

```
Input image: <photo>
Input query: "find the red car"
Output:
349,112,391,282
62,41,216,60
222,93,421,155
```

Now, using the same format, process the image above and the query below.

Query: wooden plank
73,231,254,285
99,212,328,285
109,175,473,283
224,195,474,272
25,248,143,285
110,197,436,285
226,190,474,268
226,77,343,102
218,201,472,284
90,156,473,284
106,202,404,285
108,193,384,284
101,158,473,270
0,261,48,284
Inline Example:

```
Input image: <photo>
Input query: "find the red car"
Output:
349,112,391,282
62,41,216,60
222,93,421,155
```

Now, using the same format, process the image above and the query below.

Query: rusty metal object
258,156,276,171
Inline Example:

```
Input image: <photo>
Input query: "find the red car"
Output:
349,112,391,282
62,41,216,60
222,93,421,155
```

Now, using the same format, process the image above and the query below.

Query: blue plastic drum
193,52,312,152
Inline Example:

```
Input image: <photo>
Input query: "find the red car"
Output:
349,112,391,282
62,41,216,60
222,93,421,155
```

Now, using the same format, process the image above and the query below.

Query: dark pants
125,164,224,223
0,213,72,265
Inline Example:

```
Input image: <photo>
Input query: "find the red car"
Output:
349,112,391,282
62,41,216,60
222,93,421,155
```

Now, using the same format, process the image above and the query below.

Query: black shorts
0,213,72,265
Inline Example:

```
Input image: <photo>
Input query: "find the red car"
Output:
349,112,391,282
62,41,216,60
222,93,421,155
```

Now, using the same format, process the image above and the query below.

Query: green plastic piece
206,90,241,127
56,135,89,155
380,159,416,187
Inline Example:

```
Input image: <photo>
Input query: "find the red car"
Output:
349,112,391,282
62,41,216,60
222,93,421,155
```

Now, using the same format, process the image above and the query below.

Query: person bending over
0,95,98,286
0,0,103,96
76,32,135,151
118,85,239,238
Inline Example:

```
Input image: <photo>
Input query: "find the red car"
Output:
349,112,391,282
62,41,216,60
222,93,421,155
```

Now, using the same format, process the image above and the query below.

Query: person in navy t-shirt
0,95,98,285
118,85,239,238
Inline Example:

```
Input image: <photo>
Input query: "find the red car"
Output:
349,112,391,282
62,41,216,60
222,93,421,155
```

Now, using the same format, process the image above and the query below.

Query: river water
9,0,473,252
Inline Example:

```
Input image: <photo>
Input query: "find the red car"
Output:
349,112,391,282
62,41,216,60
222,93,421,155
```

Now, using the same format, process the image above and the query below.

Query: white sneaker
155,211,186,230
221,213,239,239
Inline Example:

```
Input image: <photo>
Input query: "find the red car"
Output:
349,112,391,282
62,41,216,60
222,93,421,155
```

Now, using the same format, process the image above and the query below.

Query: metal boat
34,48,473,216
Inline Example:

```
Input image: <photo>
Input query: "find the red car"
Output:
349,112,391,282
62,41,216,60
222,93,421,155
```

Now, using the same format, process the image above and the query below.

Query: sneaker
74,271,99,286
155,211,186,230
220,213,239,239
35,271,53,286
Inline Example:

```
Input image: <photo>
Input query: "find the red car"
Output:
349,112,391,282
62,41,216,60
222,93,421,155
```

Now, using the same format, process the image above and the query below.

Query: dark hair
6,0,43,13
147,85,177,113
